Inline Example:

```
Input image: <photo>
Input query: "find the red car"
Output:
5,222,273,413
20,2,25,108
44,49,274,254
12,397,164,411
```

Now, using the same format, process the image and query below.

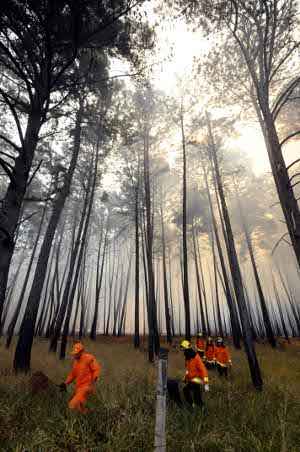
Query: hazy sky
110,3,299,179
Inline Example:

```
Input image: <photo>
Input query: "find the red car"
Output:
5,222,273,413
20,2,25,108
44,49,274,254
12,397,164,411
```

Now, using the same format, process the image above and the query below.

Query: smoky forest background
0,0,300,395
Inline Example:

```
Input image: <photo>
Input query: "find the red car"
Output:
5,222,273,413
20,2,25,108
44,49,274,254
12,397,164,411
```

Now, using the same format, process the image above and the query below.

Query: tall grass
0,338,299,451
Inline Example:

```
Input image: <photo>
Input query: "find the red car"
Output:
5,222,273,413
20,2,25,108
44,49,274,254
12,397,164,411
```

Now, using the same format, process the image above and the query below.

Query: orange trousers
68,384,95,413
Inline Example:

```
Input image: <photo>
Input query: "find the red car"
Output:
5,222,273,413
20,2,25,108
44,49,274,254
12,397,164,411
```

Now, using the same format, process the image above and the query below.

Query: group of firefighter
167,333,232,409
60,334,231,414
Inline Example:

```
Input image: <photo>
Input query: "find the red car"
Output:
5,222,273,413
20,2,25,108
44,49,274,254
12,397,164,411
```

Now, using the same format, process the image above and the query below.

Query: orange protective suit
205,344,215,363
196,338,206,351
65,352,101,413
185,353,208,383
215,346,231,367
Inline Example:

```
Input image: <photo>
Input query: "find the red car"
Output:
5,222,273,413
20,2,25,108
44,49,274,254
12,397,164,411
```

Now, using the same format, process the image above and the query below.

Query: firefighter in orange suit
196,332,206,358
204,337,216,369
215,337,232,378
180,340,209,408
60,342,101,413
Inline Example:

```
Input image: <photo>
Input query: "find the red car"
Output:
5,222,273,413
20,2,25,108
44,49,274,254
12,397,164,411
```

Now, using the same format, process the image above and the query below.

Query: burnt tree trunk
90,220,108,340
237,193,276,347
143,126,159,361
134,184,140,348
204,166,241,347
192,225,207,335
180,103,191,340
207,113,263,390
0,105,43,326
160,200,172,344
14,99,84,372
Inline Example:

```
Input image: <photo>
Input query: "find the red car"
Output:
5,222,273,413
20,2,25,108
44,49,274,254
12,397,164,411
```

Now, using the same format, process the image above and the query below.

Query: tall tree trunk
60,144,99,358
106,247,116,336
49,163,92,354
134,184,140,348
168,251,175,337
203,165,241,347
0,104,43,326
143,126,159,361
253,95,300,268
13,99,84,372
118,257,132,336
272,275,290,342
90,220,108,340
198,249,211,337
180,102,191,340
192,225,207,335
6,204,47,347
236,193,276,347
211,227,223,337
207,113,263,390
0,250,27,335
277,268,300,336
160,200,172,344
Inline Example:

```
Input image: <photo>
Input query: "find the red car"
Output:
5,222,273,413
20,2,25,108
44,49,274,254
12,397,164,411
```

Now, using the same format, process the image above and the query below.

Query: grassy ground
0,337,300,452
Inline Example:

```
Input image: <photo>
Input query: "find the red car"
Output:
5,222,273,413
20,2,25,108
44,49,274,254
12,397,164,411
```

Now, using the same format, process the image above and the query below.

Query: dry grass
0,337,300,451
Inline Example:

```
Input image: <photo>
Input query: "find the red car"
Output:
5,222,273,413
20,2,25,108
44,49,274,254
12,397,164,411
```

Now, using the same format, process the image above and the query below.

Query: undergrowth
0,338,299,451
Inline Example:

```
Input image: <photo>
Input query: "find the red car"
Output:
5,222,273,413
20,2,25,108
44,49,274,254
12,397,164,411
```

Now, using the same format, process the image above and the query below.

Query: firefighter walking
60,342,101,413
196,332,206,358
180,340,209,408
215,337,232,377
204,337,216,369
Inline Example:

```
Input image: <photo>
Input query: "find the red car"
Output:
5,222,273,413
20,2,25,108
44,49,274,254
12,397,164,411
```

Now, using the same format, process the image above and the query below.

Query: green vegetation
0,338,299,451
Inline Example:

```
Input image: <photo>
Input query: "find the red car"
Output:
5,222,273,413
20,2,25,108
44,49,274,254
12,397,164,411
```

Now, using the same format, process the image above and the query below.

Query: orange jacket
215,346,231,366
65,353,101,389
196,338,205,351
185,353,208,382
205,344,215,361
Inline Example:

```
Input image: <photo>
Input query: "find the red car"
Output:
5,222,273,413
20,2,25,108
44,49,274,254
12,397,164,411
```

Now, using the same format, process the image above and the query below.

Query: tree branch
289,172,300,184
0,87,24,147
0,150,16,161
287,159,300,172
280,130,300,148
272,232,289,255
270,200,280,208
0,157,16,185
0,134,20,154
291,180,300,190
0,40,34,103
27,160,43,188
270,41,300,83
17,210,39,226
272,76,300,120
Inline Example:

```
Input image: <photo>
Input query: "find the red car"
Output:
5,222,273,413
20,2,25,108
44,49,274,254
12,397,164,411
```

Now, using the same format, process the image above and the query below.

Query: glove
204,384,209,392
59,383,67,392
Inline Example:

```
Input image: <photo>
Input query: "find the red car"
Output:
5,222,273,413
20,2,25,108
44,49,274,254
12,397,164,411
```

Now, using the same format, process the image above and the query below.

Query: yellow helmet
180,340,192,350
70,342,84,356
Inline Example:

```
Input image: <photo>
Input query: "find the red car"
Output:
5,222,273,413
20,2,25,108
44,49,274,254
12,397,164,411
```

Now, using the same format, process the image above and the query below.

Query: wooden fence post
154,347,169,452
